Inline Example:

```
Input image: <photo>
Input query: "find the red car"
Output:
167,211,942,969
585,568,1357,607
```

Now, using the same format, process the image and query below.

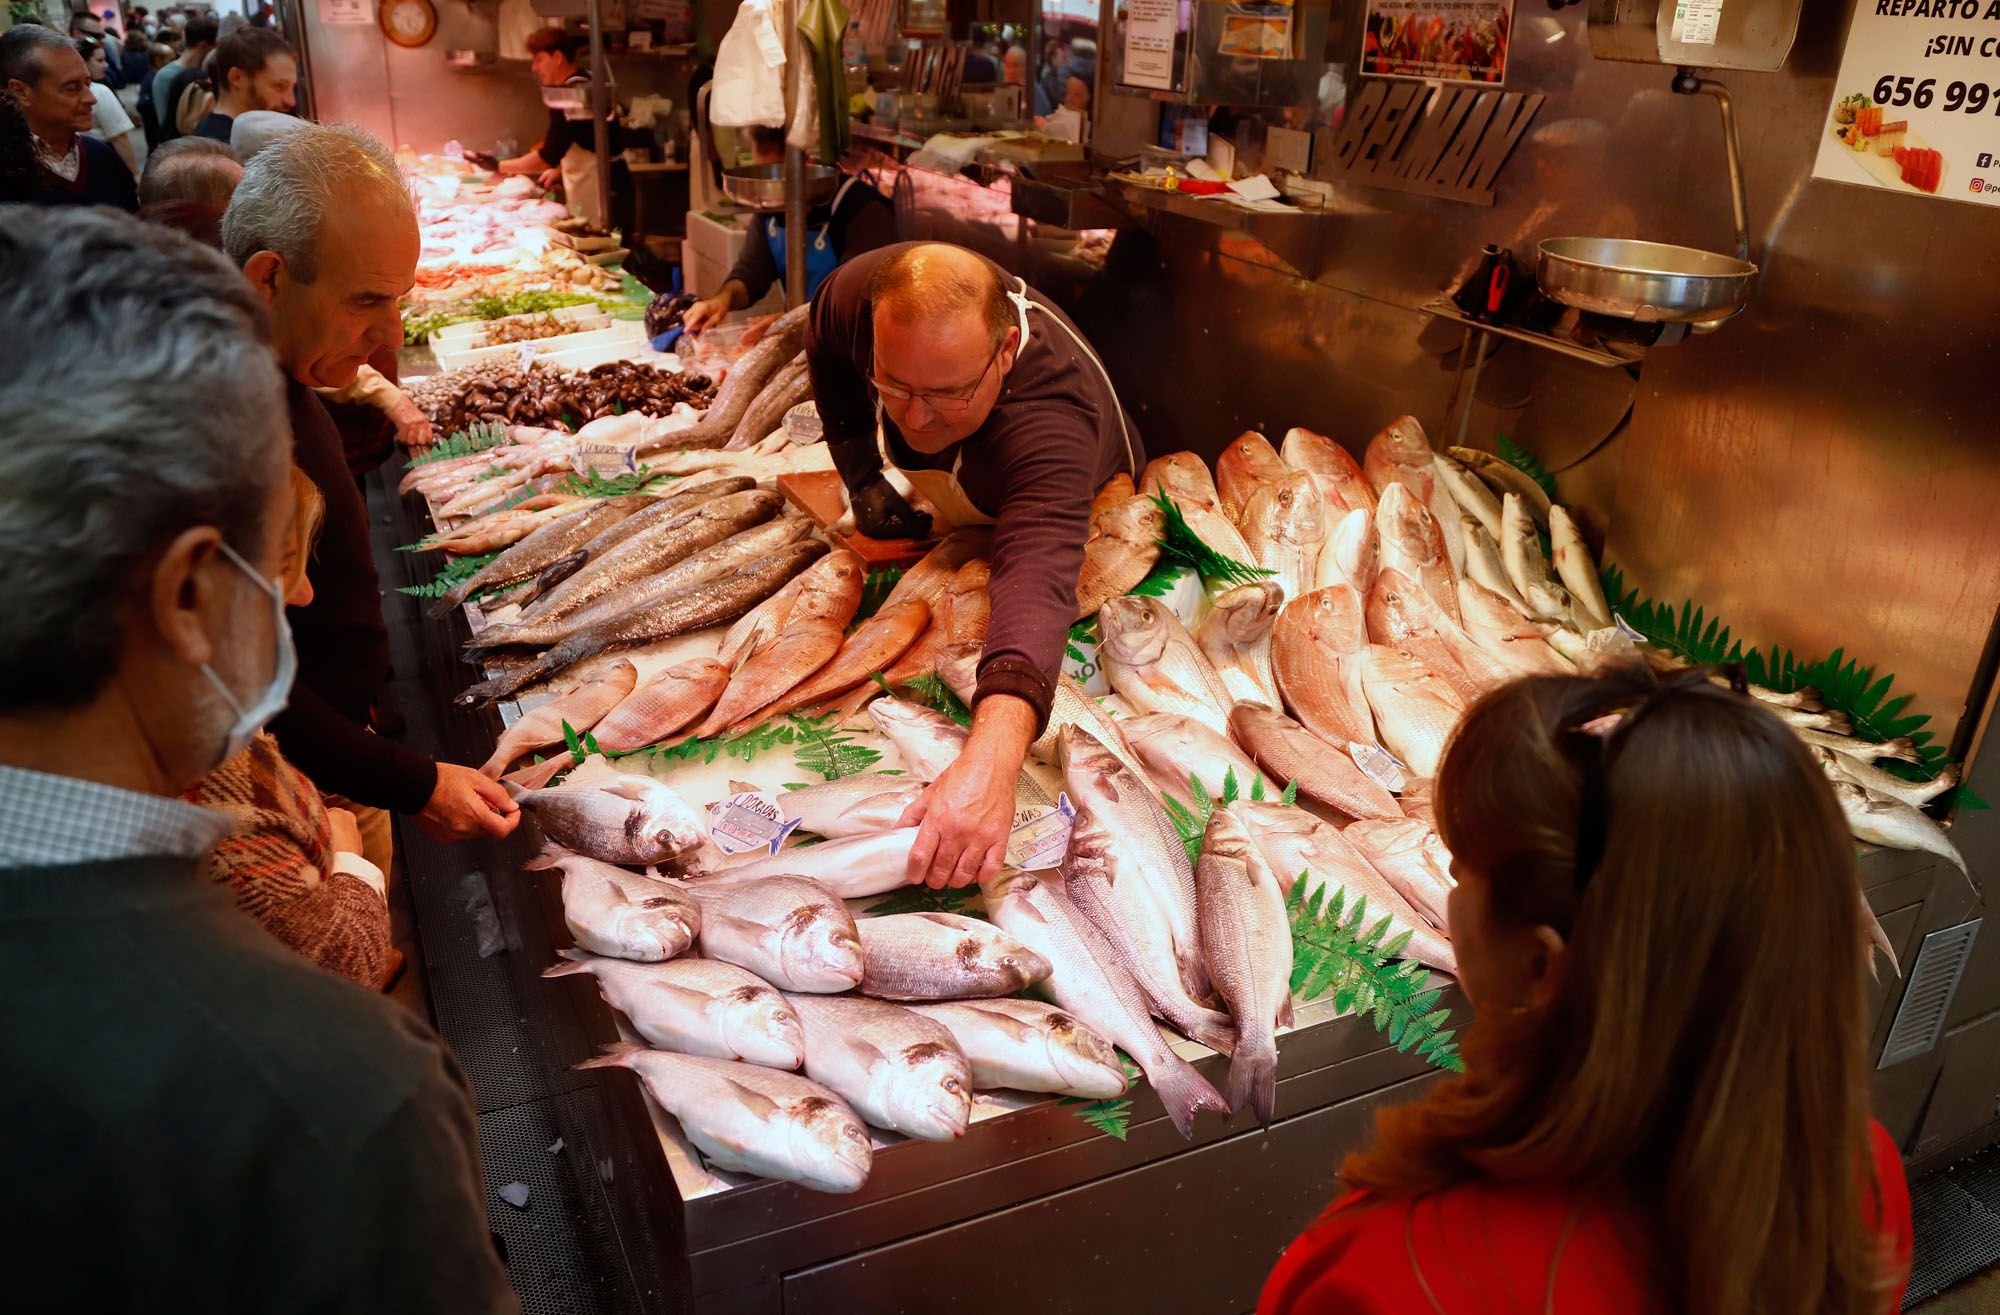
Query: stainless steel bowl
720,163,841,211
1536,237,1758,325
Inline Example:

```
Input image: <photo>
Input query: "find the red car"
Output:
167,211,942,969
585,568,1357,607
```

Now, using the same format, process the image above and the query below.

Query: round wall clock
380,0,438,49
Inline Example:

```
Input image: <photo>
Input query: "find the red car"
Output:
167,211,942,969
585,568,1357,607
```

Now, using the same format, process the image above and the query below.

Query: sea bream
692,828,920,900
694,549,864,737
1315,505,1379,595
1228,702,1401,821
784,992,974,1141
907,999,1129,1098
1075,494,1165,621
478,659,638,778
1122,712,1267,811
1140,450,1256,564
525,845,701,961
1365,570,1509,706
1216,430,1290,530
1195,581,1283,707
589,658,731,754
869,697,969,781
543,952,805,1067
1281,426,1376,516
1358,644,1467,779
1342,819,1457,929
514,774,709,866
575,1046,872,1193
1237,802,1455,973
1363,415,1463,571
856,913,1052,1001
1197,804,1294,1126
1241,470,1328,606
458,540,828,705
1272,584,1376,749
882,530,991,611
1097,595,1236,738
1375,482,1460,625
1061,727,1232,1048
681,874,865,992
727,598,930,729
984,866,1229,1138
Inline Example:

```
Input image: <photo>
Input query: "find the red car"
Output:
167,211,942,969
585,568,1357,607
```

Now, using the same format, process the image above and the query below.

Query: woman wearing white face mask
183,468,397,990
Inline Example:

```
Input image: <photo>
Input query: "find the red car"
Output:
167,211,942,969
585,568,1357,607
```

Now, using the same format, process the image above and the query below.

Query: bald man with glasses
806,241,1143,892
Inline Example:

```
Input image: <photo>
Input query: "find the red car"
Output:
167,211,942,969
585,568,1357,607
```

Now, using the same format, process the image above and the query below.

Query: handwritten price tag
708,791,802,856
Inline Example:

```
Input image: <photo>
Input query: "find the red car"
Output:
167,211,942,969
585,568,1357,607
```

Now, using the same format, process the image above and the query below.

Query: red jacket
1259,1120,1911,1314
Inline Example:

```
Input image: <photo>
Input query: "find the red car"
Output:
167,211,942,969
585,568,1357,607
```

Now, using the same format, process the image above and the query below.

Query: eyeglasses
870,340,1005,416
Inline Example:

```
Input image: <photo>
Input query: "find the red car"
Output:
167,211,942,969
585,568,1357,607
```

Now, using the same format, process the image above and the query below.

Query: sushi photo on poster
1812,2,2000,207
1361,0,1511,84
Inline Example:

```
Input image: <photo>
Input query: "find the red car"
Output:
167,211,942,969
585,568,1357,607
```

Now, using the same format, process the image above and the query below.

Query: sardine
1216,430,1290,529
1499,493,1572,622
543,951,805,1067
1813,746,1959,810
458,540,827,705
515,773,709,866
984,866,1228,1138
1195,582,1282,707
1342,819,1456,928
1228,702,1401,822
1365,570,1507,706
1461,516,1532,614
1197,804,1294,1125
1241,470,1327,606
730,598,930,730
1548,505,1612,631
1359,644,1466,778
695,550,864,736
1433,453,1502,538
907,999,1129,1098
857,912,1052,1000
694,828,920,899
1315,505,1379,594
1141,450,1257,565
1447,445,1553,528
429,495,652,618
575,1045,872,1192
1791,725,1926,765
591,658,730,754
1376,482,1460,624
1236,802,1454,973
478,659,638,777
784,992,973,1140
480,491,791,644
1457,580,1572,677
1075,495,1165,620
780,773,928,839
1272,585,1376,748
524,845,700,961
1834,781,1969,874
1061,726,1226,1036
869,697,968,780
1281,427,1376,516
680,874,865,992
1122,712,1265,811
1098,595,1236,738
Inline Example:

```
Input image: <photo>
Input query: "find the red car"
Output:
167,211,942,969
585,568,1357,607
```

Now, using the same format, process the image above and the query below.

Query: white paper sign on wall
1811,4,2000,208
318,0,374,25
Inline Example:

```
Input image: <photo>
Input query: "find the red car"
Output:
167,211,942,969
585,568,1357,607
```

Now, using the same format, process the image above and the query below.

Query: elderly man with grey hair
223,121,520,861
0,209,519,1311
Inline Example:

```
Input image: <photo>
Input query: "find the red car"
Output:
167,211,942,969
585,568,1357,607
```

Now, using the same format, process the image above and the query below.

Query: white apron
561,145,604,228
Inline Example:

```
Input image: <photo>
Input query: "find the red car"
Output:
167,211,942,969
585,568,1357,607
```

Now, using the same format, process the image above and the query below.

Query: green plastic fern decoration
405,421,511,468
895,672,971,726
1287,880,1462,1071
1495,433,1558,501
1057,1056,1142,1140
559,466,674,498
1126,561,1183,598
787,713,883,781
862,884,988,919
1149,493,1273,587
853,568,903,625
396,550,498,597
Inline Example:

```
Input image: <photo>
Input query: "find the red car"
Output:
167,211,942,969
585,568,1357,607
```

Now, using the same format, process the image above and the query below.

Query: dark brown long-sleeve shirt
807,243,1143,730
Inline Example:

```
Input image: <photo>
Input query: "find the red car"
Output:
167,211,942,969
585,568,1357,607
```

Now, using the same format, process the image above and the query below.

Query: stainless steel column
587,0,613,228
782,0,807,305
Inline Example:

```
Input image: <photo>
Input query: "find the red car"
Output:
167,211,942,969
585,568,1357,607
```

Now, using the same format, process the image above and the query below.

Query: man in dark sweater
808,241,1142,887
223,121,522,852
191,25,295,144
0,207,518,1312
0,24,136,211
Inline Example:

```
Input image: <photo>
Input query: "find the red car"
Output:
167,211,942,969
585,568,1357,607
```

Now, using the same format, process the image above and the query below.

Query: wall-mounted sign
1314,80,1542,205
317,0,373,23
1811,4,2000,208
1361,0,1511,85
1123,0,1180,91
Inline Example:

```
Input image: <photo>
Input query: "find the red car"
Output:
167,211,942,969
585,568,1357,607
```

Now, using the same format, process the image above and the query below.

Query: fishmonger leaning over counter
806,241,1143,890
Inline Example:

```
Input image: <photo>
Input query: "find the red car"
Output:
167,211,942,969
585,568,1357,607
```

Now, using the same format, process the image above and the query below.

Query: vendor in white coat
495,28,609,226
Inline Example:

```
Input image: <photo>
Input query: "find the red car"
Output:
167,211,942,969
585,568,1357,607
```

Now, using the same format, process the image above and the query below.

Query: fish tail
521,843,576,873
1861,891,1900,980
573,1041,647,1071
426,585,471,620
1186,1010,1239,1058
502,757,570,790
1154,1051,1229,1139
540,952,593,978
1226,1035,1279,1128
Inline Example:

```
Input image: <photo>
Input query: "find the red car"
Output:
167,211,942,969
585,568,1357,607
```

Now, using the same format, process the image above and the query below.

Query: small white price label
1005,792,1076,871
707,791,801,856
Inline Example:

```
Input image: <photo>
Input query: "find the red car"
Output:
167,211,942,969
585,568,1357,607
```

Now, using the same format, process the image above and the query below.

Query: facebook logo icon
1981,153,1995,169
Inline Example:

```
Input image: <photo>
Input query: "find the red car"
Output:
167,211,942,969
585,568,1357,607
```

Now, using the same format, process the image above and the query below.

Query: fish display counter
375,316,1972,1308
